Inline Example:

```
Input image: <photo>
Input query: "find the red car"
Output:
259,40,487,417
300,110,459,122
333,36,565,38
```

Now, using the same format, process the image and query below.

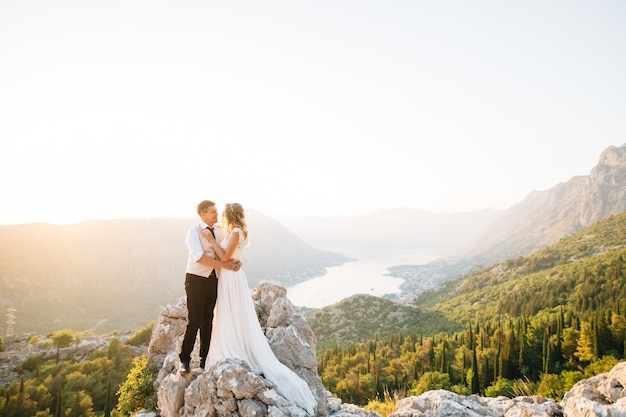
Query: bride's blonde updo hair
221,202,248,241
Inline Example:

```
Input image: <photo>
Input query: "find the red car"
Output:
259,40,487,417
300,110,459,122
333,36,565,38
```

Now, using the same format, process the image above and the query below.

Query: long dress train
207,228,316,414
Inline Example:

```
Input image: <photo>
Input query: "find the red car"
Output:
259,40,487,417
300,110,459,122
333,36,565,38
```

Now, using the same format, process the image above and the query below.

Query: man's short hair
197,200,216,215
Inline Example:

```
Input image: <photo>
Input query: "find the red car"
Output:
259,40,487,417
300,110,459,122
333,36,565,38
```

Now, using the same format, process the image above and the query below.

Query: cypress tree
518,332,524,372
440,339,447,374
16,377,23,417
471,347,479,394
55,384,63,417
104,374,111,417
428,339,435,369
554,311,563,366
595,310,614,356
542,329,548,374
495,339,501,380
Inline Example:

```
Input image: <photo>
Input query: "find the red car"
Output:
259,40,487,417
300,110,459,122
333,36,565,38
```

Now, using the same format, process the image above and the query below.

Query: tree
470,347,479,394
22,355,43,373
55,383,63,417
561,327,580,365
66,390,95,417
574,323,594,364
49,329,74,363
104,374,112,417
106,337,129,368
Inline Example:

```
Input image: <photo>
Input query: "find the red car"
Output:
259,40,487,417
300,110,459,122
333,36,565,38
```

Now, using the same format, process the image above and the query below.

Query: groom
179,199,241,373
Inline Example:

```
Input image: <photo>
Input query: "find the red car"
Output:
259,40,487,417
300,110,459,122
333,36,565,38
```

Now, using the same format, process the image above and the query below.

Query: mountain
285,207,501,256
0,210,348,335
287,144,626,304
465,144,626,264
287,144,626,272
423,209,626,325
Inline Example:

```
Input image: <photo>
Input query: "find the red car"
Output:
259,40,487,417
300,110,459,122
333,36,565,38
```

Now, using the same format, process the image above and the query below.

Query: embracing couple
178,200,316,414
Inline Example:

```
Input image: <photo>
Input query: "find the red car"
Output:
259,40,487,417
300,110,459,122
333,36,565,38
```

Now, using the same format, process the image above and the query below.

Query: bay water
286,248,442,308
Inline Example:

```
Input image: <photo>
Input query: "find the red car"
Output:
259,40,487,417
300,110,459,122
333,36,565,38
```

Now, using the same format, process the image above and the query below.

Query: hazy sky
1,1,623,225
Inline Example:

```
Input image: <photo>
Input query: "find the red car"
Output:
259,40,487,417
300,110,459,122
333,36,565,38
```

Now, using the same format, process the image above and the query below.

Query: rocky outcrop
391,391,561,417
147,281,374,417
561,361,626,417
145,280,626,417
388,361,626,417
581,145,626,226
468,144,626,264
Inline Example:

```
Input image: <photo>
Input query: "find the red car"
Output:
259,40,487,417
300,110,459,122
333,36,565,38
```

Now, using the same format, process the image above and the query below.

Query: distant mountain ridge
0,210,347,335
285,207,501,257
466,144,626,264
289,144,626,268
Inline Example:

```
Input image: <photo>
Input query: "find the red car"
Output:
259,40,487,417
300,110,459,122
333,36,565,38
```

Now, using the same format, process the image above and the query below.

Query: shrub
364,390,397,417
536,373,562,400
409,371,451,396
116,355,158,415
128,322,155,347
484,377,515,398
560,370,583,394
22,354,43,372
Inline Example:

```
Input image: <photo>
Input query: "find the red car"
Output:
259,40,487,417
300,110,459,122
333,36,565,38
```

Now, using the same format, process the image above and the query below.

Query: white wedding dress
207,228,316,414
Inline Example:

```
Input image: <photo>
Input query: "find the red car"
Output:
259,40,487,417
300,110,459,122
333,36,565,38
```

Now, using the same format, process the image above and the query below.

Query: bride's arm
201,229,239,262
221,230,239,261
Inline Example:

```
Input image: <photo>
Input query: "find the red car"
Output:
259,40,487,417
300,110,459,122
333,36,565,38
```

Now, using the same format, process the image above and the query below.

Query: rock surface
147,281,362,417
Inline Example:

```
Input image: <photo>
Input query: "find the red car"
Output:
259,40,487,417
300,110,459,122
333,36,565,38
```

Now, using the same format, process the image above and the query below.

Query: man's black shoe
180,361,190,374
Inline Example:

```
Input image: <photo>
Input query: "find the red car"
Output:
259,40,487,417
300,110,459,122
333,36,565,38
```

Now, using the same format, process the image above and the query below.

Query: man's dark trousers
179,272,218,366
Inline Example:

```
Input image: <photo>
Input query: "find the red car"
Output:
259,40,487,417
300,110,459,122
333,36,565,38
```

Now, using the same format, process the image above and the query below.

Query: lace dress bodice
219,227,246,260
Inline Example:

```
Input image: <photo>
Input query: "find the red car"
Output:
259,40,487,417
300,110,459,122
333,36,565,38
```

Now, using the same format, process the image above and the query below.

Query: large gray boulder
561,360,626,416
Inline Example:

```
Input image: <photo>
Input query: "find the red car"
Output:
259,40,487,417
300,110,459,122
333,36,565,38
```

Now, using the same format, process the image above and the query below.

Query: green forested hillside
307,294,462,353
315,211,626,408
0,325,154,417
423,211,626,324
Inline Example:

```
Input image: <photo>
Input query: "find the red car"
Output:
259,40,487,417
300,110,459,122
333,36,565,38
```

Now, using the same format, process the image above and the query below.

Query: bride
201,203,316,414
